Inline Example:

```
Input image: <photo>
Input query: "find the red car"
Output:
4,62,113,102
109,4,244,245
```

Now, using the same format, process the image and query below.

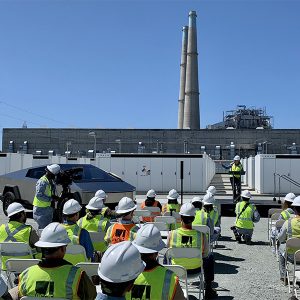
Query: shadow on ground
215,262,239,274
214,252,245,262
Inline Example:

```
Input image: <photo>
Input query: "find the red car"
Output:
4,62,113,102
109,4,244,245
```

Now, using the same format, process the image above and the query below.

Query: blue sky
0,0,299,135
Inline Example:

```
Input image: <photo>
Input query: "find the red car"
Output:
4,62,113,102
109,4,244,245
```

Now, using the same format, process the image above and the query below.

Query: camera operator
33,164,61,229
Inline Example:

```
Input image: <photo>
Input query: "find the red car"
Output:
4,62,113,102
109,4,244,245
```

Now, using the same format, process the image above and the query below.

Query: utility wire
0,99,71,126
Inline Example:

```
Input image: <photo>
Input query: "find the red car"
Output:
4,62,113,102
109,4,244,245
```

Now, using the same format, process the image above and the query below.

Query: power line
0,112,45,127
0,99,71,126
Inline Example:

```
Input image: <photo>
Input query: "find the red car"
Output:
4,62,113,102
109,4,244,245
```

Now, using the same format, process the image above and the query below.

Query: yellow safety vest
281,209,293,221
286,217,300,254
209,209,219,226
230,163,243,179
62,223,87,265
168,227,203,270
0,221,32,270
19,264,81,299
77,215,109,252
33,175,53,208
193,209,207,226
235,201,256,230
126,265,178,300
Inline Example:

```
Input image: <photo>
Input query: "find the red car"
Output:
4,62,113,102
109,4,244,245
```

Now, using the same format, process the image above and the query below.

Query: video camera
55,167,83,190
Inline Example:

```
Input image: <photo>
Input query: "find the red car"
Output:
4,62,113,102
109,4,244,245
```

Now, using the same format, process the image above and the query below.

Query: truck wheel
3,191,16,216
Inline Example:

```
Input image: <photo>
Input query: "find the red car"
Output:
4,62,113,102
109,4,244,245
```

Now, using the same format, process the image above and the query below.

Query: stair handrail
274,173,300,201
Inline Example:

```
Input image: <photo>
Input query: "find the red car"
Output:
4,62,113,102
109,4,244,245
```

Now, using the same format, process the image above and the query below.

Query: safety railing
273,173,300,201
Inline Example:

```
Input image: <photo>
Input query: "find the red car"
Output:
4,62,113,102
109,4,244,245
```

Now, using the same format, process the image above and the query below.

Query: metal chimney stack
177,26,188,129
183,11,200,129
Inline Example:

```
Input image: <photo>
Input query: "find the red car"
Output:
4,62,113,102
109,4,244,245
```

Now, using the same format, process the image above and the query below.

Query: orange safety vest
109,223,138,245
140,201,161,222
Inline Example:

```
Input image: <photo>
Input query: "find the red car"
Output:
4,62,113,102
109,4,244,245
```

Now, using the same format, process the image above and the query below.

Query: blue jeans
33,206,53,229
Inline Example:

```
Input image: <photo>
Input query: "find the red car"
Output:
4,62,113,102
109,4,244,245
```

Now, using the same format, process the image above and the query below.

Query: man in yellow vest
95,190,118,219
126,223,184,300
105,197,139,245
96,241,145,300
62,199,94,264
167,203,217,299
206,186,221,227
162,189,181,215
231,190,260,245
224,156,244,202
18,222,96,299
33,164,61,229
78,196,111,253
0,203,39,270
278,196,300,283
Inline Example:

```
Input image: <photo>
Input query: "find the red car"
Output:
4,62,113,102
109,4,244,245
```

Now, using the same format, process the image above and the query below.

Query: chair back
75,262,100,279
165,247,202,261
163,211,181,222
65,244,88,265
268,208,282,218
0,242,33,257
294,249,300,264
286,238,300,256
21,297,65,300
146,222,169,232
154,216,176,224
271,212,281,221
6,258,41,273
134,210,151,217
143,207,161,213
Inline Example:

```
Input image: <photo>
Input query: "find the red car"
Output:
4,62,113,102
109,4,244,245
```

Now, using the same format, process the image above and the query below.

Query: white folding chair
88,231,105,244
5,258,41,288
165,247,204,300
65,244,88,265
141,207,161,222
163,264,189,299
285,238,300,293
134,210,151,224
193,225,211,253
163,211,181,223
267,208,282,239
269,212,281,242
154,216,176,224
75,262,100,279
293,249,300,297
274,219,285,260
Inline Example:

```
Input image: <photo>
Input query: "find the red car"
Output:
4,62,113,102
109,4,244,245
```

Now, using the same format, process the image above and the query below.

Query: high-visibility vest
162,203,181,215
209,209,219,226
140,201,161,222
126,265,178,300
168,227,203,270
19,264,81,299
230,163,243,179
193,209,207,226
100,207,109,218
281,209,293,221
235,201,256,229
0,221,32,270
105,223,139,245
77,215,109,252
62,223,87,265
33,175,53,208
286,217,300,254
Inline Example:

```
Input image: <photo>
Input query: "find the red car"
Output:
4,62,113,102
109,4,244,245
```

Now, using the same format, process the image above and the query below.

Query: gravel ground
0,205,292,299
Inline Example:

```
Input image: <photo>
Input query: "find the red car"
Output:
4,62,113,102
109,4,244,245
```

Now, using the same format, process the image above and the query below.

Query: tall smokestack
178,26,188,129
183,10,200,129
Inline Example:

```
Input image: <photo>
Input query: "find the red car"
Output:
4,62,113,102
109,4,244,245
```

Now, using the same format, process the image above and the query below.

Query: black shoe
244,236,252,245
205,288,218,299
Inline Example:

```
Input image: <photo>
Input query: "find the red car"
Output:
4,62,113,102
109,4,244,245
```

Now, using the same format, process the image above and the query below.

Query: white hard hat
46,164,60,175
203,192,215,205
179,203,196,217
95,189,107,199
284,192,296,203
292,196,300,207
146,189,156,198
63,199,82,215
207,186,217,195
7,202,25,217
234,155,240,161
133,224,165,253
35,222,71,248
86,196,104,210
116,197,137,214
241,190,252,199
168,189,179,200
191,196,202,204
0,275,8,297
98,241,145,283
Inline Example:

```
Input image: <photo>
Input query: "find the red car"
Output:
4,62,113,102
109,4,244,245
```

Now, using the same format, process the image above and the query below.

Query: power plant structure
178,11,200,130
